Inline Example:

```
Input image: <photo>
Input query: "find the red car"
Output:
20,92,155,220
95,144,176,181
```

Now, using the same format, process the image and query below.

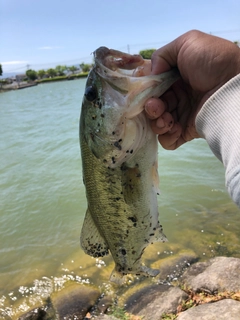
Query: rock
94,315,118,320
155,250,198,283
18,308,47,320
177,299,240,320
125,284,188,320
97,295,114,314
18,300,56,320
180,256,240,293
51,283,101,319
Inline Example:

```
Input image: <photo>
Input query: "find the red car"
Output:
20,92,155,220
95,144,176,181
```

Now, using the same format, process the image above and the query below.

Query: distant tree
38,69,46,79
233,41,239,47
80,63,91,73
26,69,37,81
47,68,57,78
68,65,78,74
139,49,155,59
0,64,2,76
55,65,67,76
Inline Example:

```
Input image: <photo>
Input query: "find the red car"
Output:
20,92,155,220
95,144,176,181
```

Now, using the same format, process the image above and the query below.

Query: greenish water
0,79,240,318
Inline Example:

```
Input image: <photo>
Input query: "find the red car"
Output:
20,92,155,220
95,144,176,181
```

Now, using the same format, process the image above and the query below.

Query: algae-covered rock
125,284,188,319
51,283,100,319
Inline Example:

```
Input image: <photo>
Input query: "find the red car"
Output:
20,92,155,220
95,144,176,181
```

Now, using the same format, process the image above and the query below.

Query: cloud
38,46,62,50
2,61,28,65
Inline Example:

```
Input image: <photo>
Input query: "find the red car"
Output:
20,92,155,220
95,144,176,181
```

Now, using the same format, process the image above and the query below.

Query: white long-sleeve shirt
196,74,240,207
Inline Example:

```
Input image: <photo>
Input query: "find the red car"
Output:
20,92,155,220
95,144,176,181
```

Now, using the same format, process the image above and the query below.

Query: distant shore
0,72,88,93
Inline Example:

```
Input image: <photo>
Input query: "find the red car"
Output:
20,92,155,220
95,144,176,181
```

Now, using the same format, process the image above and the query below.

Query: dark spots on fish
100,113,105,118
130,149,133,154
95,99,102,108
157,192,160,195
132,250,136,254
85,241,109,257
114,141,122,150
112,156,116,164
128,216,137,223
121,249,126,255
97,123,100,127
84,85,97,102
136,172,141,178
133,223,137,227
128,268,132,271
153,227,156,231
115,197,121,201
149,233,154,236
103,159,107,163
112,131,115,135
91,115,97,120
120,164,127,171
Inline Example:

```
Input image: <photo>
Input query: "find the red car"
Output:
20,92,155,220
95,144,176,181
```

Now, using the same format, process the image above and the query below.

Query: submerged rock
51,283,100,319
18,308,48,320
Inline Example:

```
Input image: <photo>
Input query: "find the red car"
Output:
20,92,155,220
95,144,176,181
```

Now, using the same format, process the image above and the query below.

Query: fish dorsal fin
80,208,109,257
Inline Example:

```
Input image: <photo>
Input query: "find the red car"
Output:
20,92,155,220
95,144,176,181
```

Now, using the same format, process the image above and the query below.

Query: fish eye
84,86,97,101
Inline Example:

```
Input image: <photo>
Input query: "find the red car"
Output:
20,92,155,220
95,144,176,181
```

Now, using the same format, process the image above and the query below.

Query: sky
1,0,240,77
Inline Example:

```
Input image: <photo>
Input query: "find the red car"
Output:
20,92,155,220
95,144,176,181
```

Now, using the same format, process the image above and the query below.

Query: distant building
16,74,26,82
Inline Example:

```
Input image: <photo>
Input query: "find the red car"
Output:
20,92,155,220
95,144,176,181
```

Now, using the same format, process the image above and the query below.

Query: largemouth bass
79,47,179,284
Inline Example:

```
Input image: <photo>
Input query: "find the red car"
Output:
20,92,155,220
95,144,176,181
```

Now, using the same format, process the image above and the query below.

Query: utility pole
26,64,30,70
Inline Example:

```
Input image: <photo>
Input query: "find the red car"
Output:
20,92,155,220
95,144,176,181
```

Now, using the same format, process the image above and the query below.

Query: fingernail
156,118,165,128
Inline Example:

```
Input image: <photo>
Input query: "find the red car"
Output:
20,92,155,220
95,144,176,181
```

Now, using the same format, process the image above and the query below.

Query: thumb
151,38,179,75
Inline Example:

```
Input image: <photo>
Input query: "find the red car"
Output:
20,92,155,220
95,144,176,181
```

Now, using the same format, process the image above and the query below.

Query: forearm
196,74,240,207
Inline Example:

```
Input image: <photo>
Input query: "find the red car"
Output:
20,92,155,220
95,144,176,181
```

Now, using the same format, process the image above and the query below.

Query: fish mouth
94,46,145,71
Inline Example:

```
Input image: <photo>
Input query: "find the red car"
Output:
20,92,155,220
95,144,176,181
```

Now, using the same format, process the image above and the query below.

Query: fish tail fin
80,208,109,257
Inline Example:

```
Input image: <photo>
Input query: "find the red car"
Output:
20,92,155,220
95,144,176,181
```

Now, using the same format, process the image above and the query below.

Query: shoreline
0,73,88,93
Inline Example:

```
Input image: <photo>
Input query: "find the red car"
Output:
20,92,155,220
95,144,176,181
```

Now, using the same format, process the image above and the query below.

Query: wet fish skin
79,47,179,284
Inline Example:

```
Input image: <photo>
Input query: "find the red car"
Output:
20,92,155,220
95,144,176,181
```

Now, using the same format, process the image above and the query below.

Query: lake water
1,79,240,319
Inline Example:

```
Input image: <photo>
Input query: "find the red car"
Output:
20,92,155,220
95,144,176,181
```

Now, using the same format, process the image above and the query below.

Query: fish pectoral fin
80,208,109,258
109,268,127,285
140,265,160,277
110,265,160,284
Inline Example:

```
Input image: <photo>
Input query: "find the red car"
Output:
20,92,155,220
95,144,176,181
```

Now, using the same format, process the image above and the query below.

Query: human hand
145,30,240,149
